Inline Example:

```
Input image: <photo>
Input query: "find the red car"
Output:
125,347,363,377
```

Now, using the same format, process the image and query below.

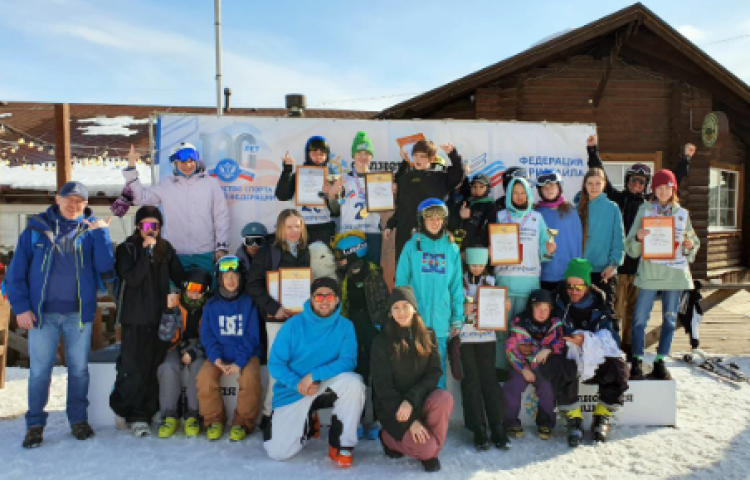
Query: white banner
156,115,596,253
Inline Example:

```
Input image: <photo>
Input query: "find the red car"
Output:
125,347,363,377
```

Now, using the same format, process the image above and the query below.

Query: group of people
4,131,700,472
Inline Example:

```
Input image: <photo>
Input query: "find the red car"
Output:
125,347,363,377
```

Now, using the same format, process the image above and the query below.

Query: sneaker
379,431,404,459
115,415,131,431
491,426,511,450
538,425,553,440
158,417,179,439
71,422,95,441
132,422,151,438
421,457,441,472
230,425,247,442
630,359,644,380
472,427,490,451
184,417,200,438
207,423,224,441
649,359,673,380
328,446,354,468
366,421,382,441
357,423,365,440
22,427,44,449
506,425,524,438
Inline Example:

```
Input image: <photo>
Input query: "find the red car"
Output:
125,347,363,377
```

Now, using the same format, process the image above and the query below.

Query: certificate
643,217,676,260
295,166,326,207
489,223,521,265
476,286,508,331
396,133,426,164
279,268,312,313
266,271,280,303
364,172,395,212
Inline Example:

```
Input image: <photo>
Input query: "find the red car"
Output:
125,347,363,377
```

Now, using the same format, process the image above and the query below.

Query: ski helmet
215,255,247,300
535,169,563,201
502,167,528,192
624,163,651,190
331,231,368,269
417,198,449,231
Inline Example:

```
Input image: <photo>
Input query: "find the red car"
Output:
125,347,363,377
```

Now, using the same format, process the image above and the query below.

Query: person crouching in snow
157,268,212,439
547,259,629,446
331,231,389,441
196,256,263,442
371,287,454,473
504,289,564,441
263,277,365,468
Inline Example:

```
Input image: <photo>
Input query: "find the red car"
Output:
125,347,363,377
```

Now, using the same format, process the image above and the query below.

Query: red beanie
651,169,677,191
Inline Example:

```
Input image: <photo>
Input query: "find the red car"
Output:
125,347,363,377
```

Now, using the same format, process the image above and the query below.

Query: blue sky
0,0,748,111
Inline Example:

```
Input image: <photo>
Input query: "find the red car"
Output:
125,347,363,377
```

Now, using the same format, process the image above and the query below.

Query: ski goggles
313,292,336,302
422,208,448,219
139,221,160,232
216,256,241,273
627,164,651,177
507,168,528,179
565,283,587,292
243,236,266,248
185,281,208,294
628,177,647,186
169,148,200,163
536,171,562,186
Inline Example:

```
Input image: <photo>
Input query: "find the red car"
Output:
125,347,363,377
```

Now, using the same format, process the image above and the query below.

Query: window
600,162,655,192
709,169,738,229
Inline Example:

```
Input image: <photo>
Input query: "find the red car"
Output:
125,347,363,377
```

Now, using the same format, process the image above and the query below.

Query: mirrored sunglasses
566,283,587,292
313,293,336,302
139,221,160,232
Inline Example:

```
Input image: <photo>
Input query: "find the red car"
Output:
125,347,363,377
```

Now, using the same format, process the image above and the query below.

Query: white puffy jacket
123,168,230,255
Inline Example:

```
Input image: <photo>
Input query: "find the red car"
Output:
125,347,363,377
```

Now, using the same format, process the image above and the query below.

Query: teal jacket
395,232,464,338
580,193,625,273
495,178,550,297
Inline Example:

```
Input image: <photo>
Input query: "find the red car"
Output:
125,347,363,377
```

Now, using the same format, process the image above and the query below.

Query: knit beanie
564,258,592,286
651,169,677,191
135,205,164,225
351,131,374,157
465,247,489,266
388,286,419,312
311,276,340,298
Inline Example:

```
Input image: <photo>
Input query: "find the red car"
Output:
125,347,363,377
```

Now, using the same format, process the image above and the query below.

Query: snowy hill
1,355,749,480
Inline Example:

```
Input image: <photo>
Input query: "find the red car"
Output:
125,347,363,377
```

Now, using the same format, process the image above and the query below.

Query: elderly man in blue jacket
5,181,115,449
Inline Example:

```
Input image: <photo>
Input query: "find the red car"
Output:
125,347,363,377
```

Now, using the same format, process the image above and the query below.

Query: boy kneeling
196,256,263,441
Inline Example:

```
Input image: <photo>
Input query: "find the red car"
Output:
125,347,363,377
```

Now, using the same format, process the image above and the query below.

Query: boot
22,427,44,449
71,422,95,441
379,431,404,459
630,358,644,380
184,416,200,438
131,422,151,438
328,446,354,468
230,425,248,442
158,417,179,439
491,425,511,450
564,409,584,448
206,422,224,441
505,425,524,439
649,359,672,380
537,425,553,440
366,421,382,440
592,404,614,443
421,457,441,472
472,426,490,451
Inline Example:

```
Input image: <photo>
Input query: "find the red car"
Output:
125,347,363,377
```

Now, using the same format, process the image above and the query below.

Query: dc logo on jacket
219,315,244,336
421,253,446,274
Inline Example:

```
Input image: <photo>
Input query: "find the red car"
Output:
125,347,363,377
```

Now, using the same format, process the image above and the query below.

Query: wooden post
55,103,71,189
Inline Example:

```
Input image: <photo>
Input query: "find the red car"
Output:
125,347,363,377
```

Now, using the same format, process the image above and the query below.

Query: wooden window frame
708,162,744,235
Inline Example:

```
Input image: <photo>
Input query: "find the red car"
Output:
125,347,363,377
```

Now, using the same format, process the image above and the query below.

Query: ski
678,350,749,384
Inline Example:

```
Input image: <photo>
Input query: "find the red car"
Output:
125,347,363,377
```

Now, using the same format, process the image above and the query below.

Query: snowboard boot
491,425,511,450
184,416,200,438
649,359,673,380
206,422,224,441
22,426,44,449
592,404,614,442
472,426,491,451
506,425,524,438
379,431,404,459
71,422,95,440
158,417,179,439
537,425,553,440
564,408,584,447
630,358,644,380
230,425,248,442
115,415,130,431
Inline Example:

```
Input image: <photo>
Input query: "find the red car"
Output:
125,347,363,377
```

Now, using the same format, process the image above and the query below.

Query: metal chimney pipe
224,87,232,113
285,94,306,118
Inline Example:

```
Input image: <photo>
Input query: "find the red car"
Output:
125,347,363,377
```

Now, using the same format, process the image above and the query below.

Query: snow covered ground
1,355,749,480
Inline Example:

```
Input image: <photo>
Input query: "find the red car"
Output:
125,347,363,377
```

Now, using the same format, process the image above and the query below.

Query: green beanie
465,247,489,266
564,258,592,286
351,131,374,157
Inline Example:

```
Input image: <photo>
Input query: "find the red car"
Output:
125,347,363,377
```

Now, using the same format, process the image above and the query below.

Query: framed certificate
489,223,521,265
279,268,312,313
396,133,426,164
295,166,326,207
364,172,395,212
476,286,508,331
643,217,676,260
266,271,280,302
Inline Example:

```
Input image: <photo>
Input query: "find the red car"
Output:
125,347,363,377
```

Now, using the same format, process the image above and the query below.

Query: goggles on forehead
185,281,207,294
536,171,562,186
169,148,200,163
508,168,528,179
243,236,266,248
139,221,160,232
216,256,241,273
627,165,650,177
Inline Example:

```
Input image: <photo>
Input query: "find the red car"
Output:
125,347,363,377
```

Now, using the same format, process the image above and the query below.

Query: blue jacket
395,232,464,338
200,293,262,369
5,205,114,325
536,204,583,282
269,300,357,409
580,193,625,273
553,284,620,345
